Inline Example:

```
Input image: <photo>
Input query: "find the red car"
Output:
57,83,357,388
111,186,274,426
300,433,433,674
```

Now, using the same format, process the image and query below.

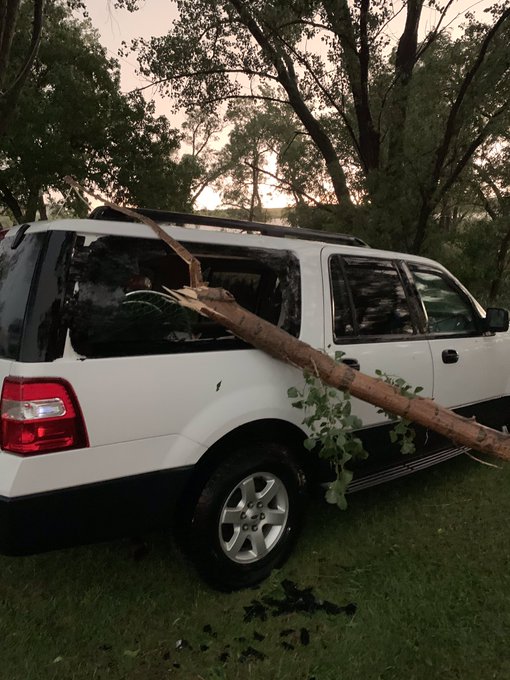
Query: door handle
442,349,459,364
342,357,360,371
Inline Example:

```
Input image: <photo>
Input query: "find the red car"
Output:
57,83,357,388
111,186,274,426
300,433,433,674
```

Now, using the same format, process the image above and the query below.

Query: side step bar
346,446,468,494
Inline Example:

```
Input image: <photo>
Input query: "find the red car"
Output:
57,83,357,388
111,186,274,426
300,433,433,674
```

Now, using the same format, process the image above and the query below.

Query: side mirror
485,307,509,333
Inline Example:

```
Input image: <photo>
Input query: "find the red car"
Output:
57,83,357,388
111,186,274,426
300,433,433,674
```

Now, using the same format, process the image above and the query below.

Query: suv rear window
69,235,300,358
0,233,45,359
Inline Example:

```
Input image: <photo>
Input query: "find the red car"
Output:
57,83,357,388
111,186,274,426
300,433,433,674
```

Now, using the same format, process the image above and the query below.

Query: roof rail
88,205,369,248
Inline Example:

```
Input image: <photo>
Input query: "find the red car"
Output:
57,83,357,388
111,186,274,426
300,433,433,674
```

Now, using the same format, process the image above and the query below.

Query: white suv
0,208,508,590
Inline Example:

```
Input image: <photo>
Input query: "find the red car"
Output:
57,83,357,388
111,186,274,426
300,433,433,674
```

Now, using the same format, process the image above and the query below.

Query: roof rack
88,205,369,248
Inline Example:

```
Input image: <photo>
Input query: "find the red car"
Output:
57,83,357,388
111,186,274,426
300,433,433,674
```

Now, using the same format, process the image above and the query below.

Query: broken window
68,235,301,358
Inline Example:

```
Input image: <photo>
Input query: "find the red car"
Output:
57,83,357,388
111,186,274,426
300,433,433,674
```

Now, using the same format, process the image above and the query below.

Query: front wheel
189,443,307,590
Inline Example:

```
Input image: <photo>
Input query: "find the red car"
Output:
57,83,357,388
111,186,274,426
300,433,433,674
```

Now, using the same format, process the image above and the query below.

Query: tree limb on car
64,176,510,462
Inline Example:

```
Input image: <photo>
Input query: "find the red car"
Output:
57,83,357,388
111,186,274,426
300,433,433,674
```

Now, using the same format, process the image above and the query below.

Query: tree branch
387,0,423,164
0,0,21,87
0,0,44,136
432,6,510,188
0,180,23,223
272,32,362,162
322,0,379,172
415,0,455,61
127,68,280,95
437,102,510,203
228,0,354,207
244,161,336,213
64,176,204,288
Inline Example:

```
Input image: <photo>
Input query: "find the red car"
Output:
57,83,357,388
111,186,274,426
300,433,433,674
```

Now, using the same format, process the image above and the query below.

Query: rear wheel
188,443,307,590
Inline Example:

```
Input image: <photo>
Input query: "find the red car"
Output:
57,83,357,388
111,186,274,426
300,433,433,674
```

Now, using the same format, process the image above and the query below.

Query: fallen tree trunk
64,177,510,461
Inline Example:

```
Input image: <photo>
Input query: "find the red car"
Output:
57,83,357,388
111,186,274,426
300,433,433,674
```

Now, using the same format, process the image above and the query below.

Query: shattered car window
69,236,301,357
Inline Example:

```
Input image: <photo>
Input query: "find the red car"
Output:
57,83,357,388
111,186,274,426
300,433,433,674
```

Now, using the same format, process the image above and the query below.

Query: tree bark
0,0,44,137
228,0,355,210
169,286,510,461
0,0,20,86
0,180,23,223
387,0,423,166
323,0,379,173
65,177,510,462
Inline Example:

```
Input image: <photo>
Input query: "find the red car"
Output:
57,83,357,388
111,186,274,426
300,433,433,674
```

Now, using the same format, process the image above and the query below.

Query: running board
345,446,468,494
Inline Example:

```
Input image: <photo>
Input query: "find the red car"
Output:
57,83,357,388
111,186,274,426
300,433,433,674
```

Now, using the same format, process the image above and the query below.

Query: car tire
188,442,307,591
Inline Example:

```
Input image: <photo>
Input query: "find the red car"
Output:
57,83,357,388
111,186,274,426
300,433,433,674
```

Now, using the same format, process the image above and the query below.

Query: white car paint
0,219,509,503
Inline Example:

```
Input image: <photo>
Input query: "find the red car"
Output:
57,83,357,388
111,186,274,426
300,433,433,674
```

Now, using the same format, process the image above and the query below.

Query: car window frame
66,234,302,359
402,262,486,338
328,254,422,344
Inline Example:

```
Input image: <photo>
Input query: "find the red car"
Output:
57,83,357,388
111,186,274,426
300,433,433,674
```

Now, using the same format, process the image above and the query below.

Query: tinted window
341,257,414,336
0,233,45,359
411,267,478,334
69,236,300,358
329,256,355,339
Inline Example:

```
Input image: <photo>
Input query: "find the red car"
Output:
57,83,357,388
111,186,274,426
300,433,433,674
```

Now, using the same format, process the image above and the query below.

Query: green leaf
303,438,316,451
287,387,299,398
340,468,354,486
336,495,348,510
325,485,339,504
401,440,415,455
123,650,140,658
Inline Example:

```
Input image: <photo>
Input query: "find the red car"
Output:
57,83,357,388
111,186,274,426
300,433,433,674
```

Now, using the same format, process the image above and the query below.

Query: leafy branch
288,352,367,510
288,358,424,509
375,370,423,456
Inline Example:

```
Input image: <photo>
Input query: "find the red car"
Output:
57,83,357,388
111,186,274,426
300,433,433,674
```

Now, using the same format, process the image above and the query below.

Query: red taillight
0,378,88,455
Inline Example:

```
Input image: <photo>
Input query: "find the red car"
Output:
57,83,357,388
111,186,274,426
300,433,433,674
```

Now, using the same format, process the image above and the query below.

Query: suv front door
322,250,434,466
408,265,510,418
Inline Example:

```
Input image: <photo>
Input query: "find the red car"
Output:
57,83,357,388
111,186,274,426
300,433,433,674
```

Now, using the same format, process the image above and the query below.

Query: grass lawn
1,454,510,680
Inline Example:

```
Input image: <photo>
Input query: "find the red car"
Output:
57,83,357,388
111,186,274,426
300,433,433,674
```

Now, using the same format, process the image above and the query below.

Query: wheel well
182,419,318,501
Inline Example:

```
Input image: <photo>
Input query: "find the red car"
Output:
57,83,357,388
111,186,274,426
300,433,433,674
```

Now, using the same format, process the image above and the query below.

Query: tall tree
129,0,510,252
0,0,44,136
0,0,194,223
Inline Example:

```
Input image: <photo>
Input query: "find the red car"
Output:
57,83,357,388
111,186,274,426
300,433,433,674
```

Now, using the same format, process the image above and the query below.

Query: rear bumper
0,466,193,555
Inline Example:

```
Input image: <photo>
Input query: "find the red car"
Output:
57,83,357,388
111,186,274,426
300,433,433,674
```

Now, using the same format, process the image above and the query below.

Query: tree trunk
0,0,44,137
0,180,23,223
38,192,47,220
64,177,510,462
0,0,21,88
488,217,510,305
23,186,39,222
169,286,510,461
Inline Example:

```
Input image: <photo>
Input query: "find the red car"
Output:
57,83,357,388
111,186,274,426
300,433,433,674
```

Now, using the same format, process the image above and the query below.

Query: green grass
1,455,510,680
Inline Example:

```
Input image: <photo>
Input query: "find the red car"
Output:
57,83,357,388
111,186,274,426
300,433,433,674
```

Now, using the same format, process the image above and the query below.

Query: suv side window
410,267,478,334
69,236,300,358
330,256,414,338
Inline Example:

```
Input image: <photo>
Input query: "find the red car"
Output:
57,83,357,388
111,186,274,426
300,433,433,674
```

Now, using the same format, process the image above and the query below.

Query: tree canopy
0,0,197,223
127,0,510,253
